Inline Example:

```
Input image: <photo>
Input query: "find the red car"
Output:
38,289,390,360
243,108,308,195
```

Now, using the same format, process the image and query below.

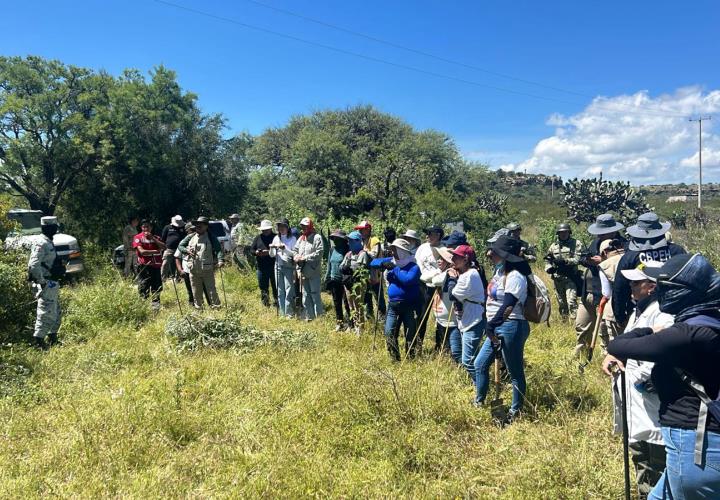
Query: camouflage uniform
28,234,61,341
545,238,583,319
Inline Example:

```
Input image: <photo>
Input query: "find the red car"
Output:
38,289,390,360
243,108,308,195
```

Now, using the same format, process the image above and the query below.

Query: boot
32,337,48,350
47,332,60,346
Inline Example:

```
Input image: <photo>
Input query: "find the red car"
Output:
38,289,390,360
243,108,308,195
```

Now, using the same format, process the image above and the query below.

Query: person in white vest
602,261,674,499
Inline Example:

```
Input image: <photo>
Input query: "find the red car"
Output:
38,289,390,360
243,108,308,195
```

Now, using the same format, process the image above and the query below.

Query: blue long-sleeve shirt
386,262,421,303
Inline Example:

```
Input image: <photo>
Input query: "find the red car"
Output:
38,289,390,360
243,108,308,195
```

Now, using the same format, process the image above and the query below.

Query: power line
153,0,689,119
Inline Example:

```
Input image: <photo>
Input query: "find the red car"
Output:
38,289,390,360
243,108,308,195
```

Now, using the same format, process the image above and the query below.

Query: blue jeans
436,322,462,364
461,321,485,382
474,319,530,413
301,275,324,320
276,265,296,317
649,427,720,500
384,300,417,360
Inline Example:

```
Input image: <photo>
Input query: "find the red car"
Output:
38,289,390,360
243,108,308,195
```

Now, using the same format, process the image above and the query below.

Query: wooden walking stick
620,369,632,500
372,278,383,350
490,342,508,426
401,289,438,364
579,298,607,373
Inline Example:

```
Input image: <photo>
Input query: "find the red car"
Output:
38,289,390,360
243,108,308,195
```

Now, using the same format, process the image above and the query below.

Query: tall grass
0,260,628,498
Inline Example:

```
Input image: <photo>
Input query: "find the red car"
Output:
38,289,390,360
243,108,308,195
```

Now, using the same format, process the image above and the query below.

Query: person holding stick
473,236,530,425
607,253,720,499
269,218,297,318
449,244,487,383
431,246,460,362
601,261,673,499
177,216,224,310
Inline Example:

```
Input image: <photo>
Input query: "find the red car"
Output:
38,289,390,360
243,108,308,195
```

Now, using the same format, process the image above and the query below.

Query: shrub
0,250,35,343
61,274,151,342
165,311,318,352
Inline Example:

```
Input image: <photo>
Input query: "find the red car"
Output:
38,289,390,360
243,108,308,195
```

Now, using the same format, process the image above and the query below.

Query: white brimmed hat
171,215,184,227
402,229,421,243
390,238,413,253
258,219,273,231
620,260,663,282
434,246,454,264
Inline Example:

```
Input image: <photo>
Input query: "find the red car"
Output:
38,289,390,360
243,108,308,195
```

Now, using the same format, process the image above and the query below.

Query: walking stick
219,265,229,314
491,344,508,426
620,369,632,500
372,278,383,350
579,298,607,373
170,274,185,316
401,289,438,364
439,302,455,356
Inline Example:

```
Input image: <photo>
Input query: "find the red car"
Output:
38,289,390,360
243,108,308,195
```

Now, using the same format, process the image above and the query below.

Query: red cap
451,244,476,260
354,220,372,230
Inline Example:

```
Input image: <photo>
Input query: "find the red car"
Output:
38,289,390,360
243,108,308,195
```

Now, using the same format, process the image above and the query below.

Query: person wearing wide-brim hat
249,219,278,308
177,216,224,309
472,236,532,425
402,229,422,253
429,245,462,362
325,229,351,330
160,214,187,281
608,253,720,499
574,213,628,357
269,218,297,317
611,212,686,325
382,238,422,360
416,225,446,351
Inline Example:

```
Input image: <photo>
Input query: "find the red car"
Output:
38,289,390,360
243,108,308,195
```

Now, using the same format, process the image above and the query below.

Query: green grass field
0,266,627,498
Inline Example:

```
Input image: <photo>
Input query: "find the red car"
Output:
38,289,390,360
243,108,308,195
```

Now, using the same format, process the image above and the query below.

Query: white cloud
496,87,720,184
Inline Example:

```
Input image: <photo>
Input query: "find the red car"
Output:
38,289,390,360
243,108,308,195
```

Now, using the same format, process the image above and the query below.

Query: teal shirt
325,248,345,282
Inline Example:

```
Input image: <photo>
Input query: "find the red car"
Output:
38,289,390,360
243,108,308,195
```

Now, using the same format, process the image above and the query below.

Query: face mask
494,262,504,273
349,239,363,254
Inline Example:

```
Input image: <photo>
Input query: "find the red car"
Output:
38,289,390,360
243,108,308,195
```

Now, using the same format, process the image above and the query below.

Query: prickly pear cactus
560,175,652,224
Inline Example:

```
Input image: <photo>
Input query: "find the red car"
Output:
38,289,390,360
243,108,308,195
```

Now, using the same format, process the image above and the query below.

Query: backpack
524,274,551,324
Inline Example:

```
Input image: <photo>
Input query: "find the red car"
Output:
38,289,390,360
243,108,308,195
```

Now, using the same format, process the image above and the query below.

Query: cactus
560,175,652,224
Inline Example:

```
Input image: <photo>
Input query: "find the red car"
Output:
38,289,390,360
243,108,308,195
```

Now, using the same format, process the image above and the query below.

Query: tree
0,56,111,214
560,175,652,224
248,105,461,223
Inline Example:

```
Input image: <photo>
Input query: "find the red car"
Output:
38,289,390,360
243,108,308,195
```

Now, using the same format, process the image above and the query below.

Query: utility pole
689,116,711,209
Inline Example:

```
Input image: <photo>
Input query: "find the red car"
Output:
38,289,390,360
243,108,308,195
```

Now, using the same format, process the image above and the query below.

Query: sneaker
334,323,343,332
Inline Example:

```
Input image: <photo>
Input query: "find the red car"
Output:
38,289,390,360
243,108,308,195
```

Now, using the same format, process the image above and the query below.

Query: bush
61,274,151,342
165,311,318,352
0,250,35,343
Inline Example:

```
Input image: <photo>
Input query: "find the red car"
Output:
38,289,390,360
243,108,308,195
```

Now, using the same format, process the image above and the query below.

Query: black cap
193,216,210,224
276,218,290,227
424,225,445,237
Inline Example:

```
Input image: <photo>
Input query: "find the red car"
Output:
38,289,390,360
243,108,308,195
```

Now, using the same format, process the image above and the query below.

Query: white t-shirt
451,268,486,332
485,269,528,321
612,300,674,444
416,242,442,288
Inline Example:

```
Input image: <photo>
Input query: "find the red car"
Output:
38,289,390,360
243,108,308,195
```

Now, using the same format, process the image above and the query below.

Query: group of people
27,209,719,499
122,215,226,310
536,211,718,499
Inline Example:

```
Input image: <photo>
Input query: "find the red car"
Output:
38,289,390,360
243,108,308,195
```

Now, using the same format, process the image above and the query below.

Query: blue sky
3,0,719,183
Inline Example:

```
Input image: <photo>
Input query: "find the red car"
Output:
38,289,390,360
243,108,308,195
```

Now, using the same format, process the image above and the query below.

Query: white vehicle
209,220,232,254
5,209,85,277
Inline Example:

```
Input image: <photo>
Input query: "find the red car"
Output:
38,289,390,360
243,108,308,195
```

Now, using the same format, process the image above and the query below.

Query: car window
208,222,226,238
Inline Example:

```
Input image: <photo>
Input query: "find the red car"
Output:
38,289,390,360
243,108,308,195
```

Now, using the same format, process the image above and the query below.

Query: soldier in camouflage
544,223,583,321
506,222,537,262
28,216,63,349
